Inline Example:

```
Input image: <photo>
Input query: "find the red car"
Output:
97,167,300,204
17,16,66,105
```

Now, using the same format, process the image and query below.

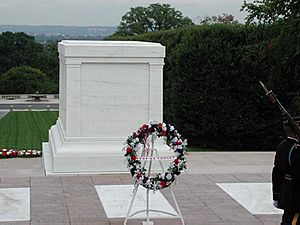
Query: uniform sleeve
272,144,284,201
291,145,300,211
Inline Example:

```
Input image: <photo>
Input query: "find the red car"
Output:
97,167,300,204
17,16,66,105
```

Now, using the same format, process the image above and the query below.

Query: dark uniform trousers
281,212,300,225
272,138,300,225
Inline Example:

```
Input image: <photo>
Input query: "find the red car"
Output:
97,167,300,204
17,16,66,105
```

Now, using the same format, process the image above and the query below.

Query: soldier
272,116,300,225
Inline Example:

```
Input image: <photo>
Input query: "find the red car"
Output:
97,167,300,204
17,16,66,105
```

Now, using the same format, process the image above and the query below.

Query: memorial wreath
123,122,187,190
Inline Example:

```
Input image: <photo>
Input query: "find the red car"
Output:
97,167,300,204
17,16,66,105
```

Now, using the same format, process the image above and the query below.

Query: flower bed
0,148,41,158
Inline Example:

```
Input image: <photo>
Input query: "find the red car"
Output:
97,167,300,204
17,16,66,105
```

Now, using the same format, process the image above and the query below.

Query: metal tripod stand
124,134,185,225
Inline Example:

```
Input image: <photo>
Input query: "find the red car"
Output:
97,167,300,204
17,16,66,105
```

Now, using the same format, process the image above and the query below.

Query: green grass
0,111,58,150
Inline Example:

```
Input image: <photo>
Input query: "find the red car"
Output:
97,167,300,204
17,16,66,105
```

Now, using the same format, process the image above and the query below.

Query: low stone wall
1,94,59,100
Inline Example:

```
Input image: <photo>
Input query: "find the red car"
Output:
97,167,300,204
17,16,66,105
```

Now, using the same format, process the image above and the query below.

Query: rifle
259,81,300,140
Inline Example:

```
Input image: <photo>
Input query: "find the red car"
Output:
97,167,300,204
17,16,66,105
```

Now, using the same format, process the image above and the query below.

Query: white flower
175,152,181,157
162,123,167,131
154,182,159,189
166,173,172,180
134,137,139,143
171,137,178,143
169,126,175,131
146,179,151,186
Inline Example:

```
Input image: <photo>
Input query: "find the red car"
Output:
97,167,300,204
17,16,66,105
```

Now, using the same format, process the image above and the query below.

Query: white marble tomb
43,40,166,173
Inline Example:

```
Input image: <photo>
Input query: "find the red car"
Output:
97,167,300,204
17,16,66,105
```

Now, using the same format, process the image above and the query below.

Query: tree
0,32,59,93
0,32,42,75
0,66,53,94
116,6,150,36
198,13,239,25
241,0,300,24
114,3,194,36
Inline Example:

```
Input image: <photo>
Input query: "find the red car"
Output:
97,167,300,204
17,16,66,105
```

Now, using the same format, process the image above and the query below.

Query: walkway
0,152,281,225
0,97,59,110
0,110,8,119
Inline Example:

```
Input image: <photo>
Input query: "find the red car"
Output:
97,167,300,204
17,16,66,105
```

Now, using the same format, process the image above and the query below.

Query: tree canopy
198,13,239,25
0,32,59,93
241,0,300,24
0,32,42,75
0,66,52,94
114,3,194,36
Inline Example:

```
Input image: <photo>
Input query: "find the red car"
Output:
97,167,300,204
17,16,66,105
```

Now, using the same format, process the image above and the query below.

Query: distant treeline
0,25,116,37
106,20,300,150
0,25,117,43
34,34,105,44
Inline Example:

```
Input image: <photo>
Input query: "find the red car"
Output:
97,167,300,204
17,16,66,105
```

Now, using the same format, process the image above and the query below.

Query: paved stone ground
0,152,282,225
0,110,9,119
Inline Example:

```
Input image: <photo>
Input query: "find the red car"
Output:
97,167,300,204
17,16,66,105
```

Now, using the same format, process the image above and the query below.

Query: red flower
136,172,142,179
126,148,132,154
160,181,166,187
3,152,6,157
131,155,137,161
132,132,137,138
158,123,162,129
174,159,179,164
161,131,167,136
148,126,153,133
175,141,182,145
142,124,148,130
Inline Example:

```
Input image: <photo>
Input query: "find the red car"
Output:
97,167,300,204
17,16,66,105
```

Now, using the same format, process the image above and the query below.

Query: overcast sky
0,0,247,26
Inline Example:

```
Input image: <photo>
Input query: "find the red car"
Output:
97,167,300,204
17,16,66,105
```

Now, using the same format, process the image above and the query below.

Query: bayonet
260,81,300,140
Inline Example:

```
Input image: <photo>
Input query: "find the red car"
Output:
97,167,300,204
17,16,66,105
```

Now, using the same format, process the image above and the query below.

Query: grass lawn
0,111,58,150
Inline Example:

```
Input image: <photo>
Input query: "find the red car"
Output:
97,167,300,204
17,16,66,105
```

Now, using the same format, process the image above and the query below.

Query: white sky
0,0,248,26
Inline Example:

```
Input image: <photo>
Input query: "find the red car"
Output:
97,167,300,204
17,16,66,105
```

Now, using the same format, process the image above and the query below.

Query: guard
272,117,300,225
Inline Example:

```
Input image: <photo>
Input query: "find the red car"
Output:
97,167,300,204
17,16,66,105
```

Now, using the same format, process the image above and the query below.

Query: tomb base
43,119,127,174
43,119,171,175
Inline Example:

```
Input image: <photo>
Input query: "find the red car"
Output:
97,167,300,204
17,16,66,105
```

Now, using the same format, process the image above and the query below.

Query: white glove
273,200,279,208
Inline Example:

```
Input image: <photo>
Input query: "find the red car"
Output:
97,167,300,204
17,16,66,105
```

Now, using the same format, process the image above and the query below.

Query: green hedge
107,21,300,150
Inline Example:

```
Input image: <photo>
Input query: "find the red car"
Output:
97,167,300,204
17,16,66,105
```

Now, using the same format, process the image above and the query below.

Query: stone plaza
0,152,281,225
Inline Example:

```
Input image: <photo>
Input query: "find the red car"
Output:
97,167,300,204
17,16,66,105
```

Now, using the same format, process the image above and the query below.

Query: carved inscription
80,63,149,137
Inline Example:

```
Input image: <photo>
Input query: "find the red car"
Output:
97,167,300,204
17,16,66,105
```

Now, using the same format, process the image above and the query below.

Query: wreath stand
124,134,185,225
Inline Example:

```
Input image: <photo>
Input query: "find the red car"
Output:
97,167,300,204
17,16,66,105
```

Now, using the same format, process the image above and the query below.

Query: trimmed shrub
108,22,300,150
0,66,54,94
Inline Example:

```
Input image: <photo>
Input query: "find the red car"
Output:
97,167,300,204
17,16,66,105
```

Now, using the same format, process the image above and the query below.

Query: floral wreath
0,148,42,158
123,122,187,190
